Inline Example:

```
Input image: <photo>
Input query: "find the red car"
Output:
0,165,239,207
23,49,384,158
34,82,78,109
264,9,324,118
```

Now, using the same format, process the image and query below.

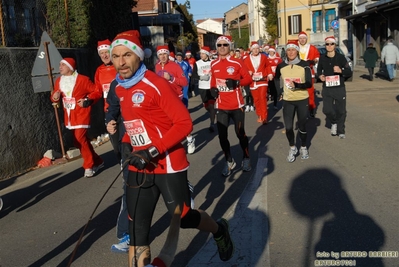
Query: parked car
314,45,353,82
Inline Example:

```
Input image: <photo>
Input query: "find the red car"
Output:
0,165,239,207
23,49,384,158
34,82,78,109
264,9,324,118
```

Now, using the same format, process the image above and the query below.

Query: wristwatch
148,146,159,158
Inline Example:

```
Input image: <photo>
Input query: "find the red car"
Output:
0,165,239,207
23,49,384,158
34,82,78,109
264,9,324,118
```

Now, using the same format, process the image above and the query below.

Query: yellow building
277,0,339,46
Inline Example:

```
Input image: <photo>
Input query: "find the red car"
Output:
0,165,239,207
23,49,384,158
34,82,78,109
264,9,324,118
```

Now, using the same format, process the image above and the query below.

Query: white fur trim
110,38,144,60
157,49,170,56
325,37,336,44
97,45,110,53
286,43,299,51
216,36,232,46
60,59,74,71
200,49,210,56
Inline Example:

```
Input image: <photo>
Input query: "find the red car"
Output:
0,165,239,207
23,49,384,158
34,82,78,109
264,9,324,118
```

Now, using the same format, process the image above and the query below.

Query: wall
0,48,106,180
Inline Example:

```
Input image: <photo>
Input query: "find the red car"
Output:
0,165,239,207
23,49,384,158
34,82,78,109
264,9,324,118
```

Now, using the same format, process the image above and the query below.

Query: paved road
0,66,398,267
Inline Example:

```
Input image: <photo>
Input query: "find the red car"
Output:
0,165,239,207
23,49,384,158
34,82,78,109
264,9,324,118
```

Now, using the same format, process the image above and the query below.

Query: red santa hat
60,57,76,71
286,40,299,51
200,46,211,56
97,39,111,54
169,51,175,61
216,35,232,46
156,45,170,56
325,36,336,44
298,31,307,38
110,30,144,60
185,51,192,56
250,41,259,50
268,46,276,52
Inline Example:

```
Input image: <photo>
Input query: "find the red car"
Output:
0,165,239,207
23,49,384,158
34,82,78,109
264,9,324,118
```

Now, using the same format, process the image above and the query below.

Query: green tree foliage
45,0,138,48
260,0,278,44
230,28,250,50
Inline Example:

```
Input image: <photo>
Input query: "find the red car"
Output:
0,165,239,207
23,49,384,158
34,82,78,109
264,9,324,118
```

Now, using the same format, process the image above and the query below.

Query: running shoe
84,168,94,178
188,180,195,209
286,147,298,163
250,105,255,112
93,162,104,173
241,158,252,172
111,233,130,253
331,124,337,136
209,124,215,133
245,105,250,112
214,218,234,261
300,146,309,159
0,196,3,211
222,159,236,176
339,134,346,139
187,138,196,154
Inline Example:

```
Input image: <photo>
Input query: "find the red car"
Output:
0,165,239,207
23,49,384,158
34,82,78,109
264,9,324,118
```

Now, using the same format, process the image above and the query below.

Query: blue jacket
176,60,192,80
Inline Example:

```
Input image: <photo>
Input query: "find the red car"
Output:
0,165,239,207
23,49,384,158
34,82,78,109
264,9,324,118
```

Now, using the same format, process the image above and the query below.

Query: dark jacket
363,47,379,68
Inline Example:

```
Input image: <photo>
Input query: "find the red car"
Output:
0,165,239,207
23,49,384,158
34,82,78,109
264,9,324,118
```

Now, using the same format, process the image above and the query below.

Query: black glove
128,149,152,170
308,60,315,66
210,87,219,98
225,79,239,90
82,97,93,108
121,143,133,168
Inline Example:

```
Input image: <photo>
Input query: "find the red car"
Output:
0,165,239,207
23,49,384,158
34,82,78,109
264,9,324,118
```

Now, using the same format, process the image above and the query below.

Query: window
312,11,322,33
8,5,17,32
325,9,335,31
24,8,32,33
288,15,302,35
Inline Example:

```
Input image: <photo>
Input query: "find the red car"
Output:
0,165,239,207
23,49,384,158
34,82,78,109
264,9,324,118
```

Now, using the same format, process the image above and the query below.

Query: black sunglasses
217,43,230,47
325,43,335,46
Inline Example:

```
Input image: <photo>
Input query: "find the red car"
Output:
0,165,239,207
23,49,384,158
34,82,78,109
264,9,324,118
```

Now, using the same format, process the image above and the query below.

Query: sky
188,0,247,22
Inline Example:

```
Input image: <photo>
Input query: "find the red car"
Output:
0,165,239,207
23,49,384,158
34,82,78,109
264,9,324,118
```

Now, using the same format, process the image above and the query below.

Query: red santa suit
210,56,252,110
244,52,271,123
155,60,188,99
117,70,192,174
94,64,117,112
298,42,320,111
51,72,103,169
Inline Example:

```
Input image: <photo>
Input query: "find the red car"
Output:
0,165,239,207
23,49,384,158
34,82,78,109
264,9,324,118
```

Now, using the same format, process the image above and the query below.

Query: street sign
331,20,339,30
31,31,62,93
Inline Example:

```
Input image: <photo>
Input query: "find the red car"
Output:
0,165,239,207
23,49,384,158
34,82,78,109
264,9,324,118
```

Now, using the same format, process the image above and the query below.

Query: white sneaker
286,147,298,163
222,159,236,176
84,168,94,177
250,105,255,112
245,105,250,112
339,134,346,139
187,138,196,154
111,233,129,253
331,124,337,136
300,147,309,159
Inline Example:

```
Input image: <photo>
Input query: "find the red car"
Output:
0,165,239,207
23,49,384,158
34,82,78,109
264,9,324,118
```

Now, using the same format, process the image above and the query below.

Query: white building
196,18,224,35
248,0,269,43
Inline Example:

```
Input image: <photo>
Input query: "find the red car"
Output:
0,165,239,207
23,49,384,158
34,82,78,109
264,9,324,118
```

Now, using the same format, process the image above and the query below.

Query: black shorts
199,89,215,105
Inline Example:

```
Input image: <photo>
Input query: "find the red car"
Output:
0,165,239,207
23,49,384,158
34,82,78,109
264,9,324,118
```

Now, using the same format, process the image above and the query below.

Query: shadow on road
288,168,385,267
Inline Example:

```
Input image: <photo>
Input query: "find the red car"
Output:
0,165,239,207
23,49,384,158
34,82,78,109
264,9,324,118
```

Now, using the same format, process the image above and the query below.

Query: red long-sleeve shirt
94,64,117,112
155,60,188,98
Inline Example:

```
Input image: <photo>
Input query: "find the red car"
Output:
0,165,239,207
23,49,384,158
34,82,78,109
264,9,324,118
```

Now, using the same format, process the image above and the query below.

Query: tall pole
44,41,67,158
284,0,287,43
64,0,71,48
0,0,6,46
237,12,242,39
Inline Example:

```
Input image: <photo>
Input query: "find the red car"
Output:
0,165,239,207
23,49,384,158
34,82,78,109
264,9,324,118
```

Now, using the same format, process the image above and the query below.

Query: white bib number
325,75,340,87
216,78,233,92
102,83,110,98
253,72,262,81
124,119,151,147
63,97,76,110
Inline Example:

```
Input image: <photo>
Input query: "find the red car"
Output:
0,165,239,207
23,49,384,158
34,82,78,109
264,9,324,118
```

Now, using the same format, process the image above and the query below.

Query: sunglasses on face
325,43,335,46
217,43,229,47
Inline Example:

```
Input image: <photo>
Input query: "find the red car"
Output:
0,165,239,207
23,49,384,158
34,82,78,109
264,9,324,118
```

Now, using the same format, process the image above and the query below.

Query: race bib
284,77,301,89
325,75,340,87
124,119,151,147
253,72,262,81
102,83,110,98
271,66,277,73
63,97,76,110
216,78,233,92
202,69,211,75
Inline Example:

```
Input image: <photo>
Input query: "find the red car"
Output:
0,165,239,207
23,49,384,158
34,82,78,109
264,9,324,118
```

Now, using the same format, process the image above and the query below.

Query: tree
260,0,278,44
44,0,138,48
173,1,198,53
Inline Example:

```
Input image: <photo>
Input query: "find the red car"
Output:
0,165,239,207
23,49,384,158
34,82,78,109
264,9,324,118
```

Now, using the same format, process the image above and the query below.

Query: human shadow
288,168,385,267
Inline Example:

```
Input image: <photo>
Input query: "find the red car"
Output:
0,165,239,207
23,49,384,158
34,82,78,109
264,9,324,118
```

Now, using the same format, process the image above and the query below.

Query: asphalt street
0,66,398,267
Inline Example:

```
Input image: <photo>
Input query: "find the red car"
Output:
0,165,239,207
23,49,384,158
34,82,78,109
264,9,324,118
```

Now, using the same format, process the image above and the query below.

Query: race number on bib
253,72,262,81
202,69,211,75
216,78,233,92
124,119,151,147
325,75,340,87
102,83,110,98
63,97,76,110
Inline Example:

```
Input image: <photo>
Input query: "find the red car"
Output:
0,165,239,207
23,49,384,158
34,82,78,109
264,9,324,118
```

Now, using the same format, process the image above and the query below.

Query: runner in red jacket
108,30,234,266
210,35,253,176
244,41,272,124
50,58,103,177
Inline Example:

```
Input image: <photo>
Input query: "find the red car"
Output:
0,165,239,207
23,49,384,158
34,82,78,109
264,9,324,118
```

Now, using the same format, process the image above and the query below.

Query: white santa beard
60,73,77,97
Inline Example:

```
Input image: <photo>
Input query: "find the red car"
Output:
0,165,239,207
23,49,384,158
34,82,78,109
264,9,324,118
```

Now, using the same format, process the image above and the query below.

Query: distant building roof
196,18,224,24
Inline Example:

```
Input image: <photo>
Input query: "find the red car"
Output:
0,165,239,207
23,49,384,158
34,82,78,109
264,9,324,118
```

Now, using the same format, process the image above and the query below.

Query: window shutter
288,16,292,35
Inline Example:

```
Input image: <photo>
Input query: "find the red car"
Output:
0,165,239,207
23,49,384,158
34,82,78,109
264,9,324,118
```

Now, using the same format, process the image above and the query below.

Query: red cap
156,45,170,56
110,30,144,60
97,39,111,53
325,36,336,43
216,35,232,46
200,46,211,55
250,41,259,49
286,40,299,51
298,31,307,38
60,57,76,71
